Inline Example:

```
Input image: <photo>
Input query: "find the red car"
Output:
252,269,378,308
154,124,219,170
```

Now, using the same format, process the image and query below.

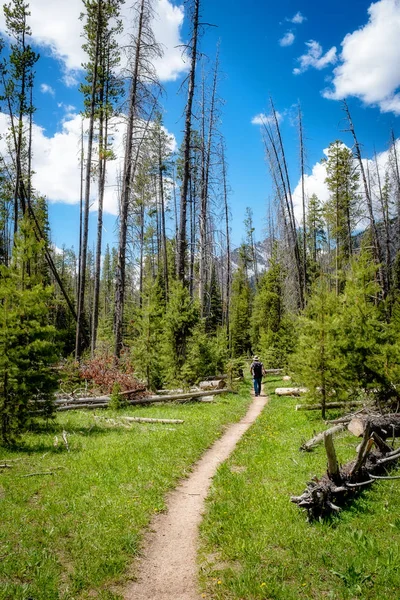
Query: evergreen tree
0,218,58,445
291,275,343,419
161,279,199,383
251,250,295,367
229,246,252,357
323,141,360,290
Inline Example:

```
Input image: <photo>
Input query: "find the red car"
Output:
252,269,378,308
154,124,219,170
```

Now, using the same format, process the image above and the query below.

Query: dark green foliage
182,324,228,385
292,250,400,415
251,250,295,367
0,219,58,445
205,263,223,333
229,251,252,357
291,275,343,418
130,274,167,391
161,279,199,384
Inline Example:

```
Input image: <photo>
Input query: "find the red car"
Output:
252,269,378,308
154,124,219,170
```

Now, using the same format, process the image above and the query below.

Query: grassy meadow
199,376,400,600
0,386,251,600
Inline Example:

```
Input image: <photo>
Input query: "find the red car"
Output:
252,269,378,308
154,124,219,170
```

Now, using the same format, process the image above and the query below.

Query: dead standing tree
343,101,387,297
177,0,200,282
114,0,162,359
262,103,305,309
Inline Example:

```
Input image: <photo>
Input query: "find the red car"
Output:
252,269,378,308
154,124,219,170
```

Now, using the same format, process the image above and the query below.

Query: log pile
291,421,400,521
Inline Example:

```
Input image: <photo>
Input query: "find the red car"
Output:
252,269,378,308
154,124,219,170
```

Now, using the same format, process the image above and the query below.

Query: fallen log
57,403,108,412
276,387,308,397
348,414,400,439
198,379,226,391
127,388,231,405
291,421,400,521
264,368,283,374
295,401,364,411
55,395,110,405
120,417,184,424
203,374,227,381
300,424,346,452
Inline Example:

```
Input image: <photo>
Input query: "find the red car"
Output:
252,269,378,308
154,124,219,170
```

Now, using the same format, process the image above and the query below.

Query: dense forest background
2,0,400,444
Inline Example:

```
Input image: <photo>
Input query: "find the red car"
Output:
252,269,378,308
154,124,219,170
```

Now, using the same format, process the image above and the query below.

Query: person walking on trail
250,355,265,397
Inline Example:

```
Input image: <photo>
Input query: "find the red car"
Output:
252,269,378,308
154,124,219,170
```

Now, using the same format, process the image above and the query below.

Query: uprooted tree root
291,422,400,521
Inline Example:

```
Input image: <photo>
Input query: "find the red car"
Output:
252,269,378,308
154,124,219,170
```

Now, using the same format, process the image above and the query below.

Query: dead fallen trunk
276,387,308,397
291,424,400,521
295,401,364,411
198,379,226,391
300,424,346,452
120,416,184,424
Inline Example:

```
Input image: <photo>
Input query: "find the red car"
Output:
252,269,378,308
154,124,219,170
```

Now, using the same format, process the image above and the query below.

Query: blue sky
1,0,400,253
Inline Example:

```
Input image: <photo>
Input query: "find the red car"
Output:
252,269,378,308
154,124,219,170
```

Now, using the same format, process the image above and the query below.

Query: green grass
199,377,400,600
0,386,251,600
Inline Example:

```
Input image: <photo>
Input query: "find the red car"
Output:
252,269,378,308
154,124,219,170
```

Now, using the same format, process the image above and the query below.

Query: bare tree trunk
91,82,107,356
343,101,386,296
177,0,200,282
114,0,146,358
374,150,391,284
76,0,103,359
158,135,169,296
221,144,231,338
298,105,307,296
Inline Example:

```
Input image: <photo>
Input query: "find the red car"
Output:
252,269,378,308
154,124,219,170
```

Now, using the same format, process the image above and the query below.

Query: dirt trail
124,389,268,600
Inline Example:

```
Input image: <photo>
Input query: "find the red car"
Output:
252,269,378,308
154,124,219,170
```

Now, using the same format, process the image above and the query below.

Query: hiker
250,355,265,397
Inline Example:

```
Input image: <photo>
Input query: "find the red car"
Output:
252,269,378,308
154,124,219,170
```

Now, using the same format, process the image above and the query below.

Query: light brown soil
124,388,268,600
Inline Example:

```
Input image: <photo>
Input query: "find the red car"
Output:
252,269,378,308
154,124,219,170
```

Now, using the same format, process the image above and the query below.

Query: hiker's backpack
252,361,263,378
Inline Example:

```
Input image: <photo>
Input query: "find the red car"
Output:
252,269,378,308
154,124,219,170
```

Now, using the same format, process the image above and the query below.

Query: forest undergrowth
199,376,400,600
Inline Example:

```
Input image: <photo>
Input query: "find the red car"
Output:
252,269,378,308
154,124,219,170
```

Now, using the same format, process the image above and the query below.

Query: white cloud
251,111,283,126
292,140,400,225
0,111,176,217
288,11,306,24
323,0,400,114
40,83,55,96
292,159,330,223
294,40,337,75
279,31,295,47
0,0,187,84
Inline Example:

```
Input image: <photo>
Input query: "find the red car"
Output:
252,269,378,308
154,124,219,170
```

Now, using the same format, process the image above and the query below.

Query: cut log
120,417,184,424
300,424,346,452
264,369,283,374
276,387,308,397
282,375,292,382
296,401,364,411
347,414,400,439
198,379,226,391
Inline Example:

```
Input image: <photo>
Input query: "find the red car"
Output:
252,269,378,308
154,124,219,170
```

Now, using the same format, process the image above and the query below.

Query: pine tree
291,275,342,419
250,250,294,367
229,246,252,357
0,218,58,445
161,279,199,384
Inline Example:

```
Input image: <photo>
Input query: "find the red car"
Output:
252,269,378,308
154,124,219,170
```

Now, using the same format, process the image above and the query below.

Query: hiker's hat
253,355,259,360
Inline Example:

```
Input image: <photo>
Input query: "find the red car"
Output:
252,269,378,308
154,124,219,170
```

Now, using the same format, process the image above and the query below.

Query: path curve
124,389,268,600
